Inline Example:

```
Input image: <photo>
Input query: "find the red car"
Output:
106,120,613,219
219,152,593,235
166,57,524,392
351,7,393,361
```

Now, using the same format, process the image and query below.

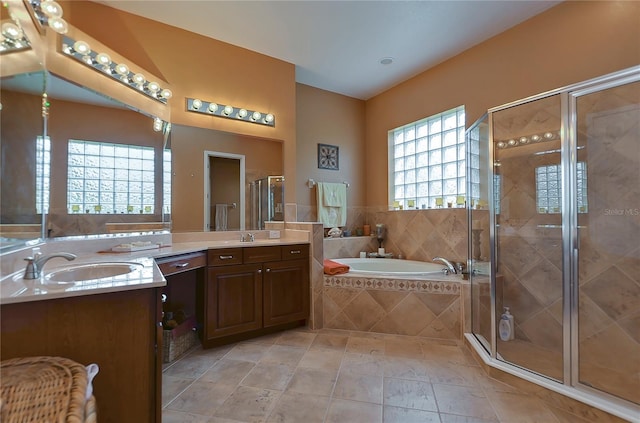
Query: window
535,162,587,214
67,140,155,214
163,149,172,214
35,136,51,214
390,106,476,209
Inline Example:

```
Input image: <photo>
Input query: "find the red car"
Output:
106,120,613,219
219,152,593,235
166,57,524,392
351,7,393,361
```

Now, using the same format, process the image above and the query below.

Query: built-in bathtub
332,257,445,277
323,257,463,340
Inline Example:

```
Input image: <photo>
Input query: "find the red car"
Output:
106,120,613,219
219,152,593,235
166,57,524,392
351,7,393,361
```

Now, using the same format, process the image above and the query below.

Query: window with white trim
67,140,155,214
390,106,477,209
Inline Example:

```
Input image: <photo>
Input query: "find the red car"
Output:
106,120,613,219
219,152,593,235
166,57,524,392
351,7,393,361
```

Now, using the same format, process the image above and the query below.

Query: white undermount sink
45,262,144,283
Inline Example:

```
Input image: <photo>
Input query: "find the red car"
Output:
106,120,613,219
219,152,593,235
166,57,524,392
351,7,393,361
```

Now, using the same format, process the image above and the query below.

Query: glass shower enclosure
467,66,639,419
249,176,284,230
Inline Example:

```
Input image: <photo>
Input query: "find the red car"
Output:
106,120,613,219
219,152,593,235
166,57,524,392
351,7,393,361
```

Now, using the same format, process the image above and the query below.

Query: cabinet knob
257,269,262,274
266,268,271,272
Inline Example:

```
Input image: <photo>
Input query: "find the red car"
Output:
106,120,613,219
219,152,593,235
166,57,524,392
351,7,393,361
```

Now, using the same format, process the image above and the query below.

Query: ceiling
96,1,560,100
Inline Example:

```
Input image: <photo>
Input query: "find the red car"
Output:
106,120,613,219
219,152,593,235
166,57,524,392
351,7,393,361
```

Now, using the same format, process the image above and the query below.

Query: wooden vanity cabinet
0,288,162,423
263,246,309,328
202,244,309,347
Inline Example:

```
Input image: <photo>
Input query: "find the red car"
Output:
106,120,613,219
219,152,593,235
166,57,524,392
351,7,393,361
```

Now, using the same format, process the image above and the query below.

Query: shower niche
467,66,640,418
250,176,284,230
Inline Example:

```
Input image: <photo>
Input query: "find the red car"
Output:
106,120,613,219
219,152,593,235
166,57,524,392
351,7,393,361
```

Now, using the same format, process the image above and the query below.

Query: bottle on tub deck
499,307,515,341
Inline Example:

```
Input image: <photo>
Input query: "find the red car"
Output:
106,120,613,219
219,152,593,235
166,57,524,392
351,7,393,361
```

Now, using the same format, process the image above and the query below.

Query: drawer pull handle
174,263,189,268
219,255,234,260
290,250,301,254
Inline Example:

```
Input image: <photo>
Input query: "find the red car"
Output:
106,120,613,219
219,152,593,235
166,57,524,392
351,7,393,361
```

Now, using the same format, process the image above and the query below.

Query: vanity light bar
61,36,172,105
27,0,69,34
495,131,559,149
186,98,275,127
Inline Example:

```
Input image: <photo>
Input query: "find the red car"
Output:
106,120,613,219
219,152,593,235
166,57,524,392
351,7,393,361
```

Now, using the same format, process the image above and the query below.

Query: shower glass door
491,94,564,381
573,79,640,404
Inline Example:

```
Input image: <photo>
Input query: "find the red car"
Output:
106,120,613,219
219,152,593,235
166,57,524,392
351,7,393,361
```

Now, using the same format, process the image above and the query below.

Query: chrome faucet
432,257,457,274
24,252,77,279
241,233,255,242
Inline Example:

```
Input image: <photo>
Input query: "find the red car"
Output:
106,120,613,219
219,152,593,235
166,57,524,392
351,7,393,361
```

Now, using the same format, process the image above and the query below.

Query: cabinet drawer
208,248,243,266
281,244,309,260
243,246,281,263
156,252,206,276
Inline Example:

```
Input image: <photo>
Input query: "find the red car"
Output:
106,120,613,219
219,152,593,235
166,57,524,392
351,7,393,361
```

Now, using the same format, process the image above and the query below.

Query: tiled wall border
324,275,460,295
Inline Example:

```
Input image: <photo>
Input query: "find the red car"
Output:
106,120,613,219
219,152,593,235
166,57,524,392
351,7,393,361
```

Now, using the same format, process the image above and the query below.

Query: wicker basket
163,315,198,363
0,356,97,423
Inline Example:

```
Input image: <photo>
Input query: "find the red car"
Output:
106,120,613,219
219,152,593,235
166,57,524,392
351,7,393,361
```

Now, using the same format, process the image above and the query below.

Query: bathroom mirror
0,0,47,252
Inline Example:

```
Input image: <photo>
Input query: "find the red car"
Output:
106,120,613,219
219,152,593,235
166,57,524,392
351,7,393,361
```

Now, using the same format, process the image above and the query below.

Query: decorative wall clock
318,143,339,170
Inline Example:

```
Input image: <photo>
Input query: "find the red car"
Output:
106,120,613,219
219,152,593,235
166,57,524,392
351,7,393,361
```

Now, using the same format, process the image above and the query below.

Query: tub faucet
24,252,77,279
432,257,457,274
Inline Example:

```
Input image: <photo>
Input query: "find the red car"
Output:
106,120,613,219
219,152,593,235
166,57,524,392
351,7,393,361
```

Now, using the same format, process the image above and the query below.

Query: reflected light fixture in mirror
186,97,275,127
495,131,559,149
61,36,173,104
0,21,31,52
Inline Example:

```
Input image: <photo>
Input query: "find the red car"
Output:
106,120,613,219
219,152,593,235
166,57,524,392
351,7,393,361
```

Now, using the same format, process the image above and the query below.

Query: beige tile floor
162,327,593,423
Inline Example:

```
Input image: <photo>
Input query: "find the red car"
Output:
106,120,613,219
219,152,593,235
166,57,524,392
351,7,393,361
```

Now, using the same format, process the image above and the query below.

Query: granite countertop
1,235,310,305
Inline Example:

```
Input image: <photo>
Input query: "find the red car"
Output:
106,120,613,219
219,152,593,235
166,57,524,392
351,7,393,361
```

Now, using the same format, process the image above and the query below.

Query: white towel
316,182,347,228
215,204,227,231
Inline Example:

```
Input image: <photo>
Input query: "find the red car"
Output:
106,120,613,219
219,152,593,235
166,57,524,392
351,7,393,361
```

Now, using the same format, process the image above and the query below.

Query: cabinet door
206,264,262,339
263,258,310,327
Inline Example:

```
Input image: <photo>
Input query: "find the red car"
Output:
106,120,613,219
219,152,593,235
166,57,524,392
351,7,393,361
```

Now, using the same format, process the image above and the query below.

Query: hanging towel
323,259,350,275
215,204,227,231
316,182,347,228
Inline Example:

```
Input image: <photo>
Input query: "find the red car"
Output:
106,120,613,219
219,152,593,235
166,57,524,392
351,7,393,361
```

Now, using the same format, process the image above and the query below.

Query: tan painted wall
61,1,297,202
365,1,640,206
295,84,366,208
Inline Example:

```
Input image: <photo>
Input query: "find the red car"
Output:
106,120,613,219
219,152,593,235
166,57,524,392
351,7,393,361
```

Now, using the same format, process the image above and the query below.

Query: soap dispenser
499,307,515,341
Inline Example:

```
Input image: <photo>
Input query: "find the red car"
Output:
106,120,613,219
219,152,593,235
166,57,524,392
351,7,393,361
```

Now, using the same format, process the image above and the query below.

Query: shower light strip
186,98,275,127
61,35,172,105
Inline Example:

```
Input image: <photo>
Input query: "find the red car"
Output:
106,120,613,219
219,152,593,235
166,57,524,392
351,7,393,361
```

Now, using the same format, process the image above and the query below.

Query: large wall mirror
0,2,284,253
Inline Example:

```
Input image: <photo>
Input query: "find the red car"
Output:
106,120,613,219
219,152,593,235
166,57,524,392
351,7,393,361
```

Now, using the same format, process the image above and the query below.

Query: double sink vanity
0,231,311,423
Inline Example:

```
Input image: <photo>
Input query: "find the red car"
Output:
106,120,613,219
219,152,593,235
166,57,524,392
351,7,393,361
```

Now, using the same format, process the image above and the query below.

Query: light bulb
238,108,248,118
496,141,506,149
73,40,90,55
47,17,68,34
96,52,111,66
41,1,63,18
147,81,160,93
1,22,22,40
223,105,233,115
208,103,218,113
544,132,554,139
132,73,146,84
251,111,261,121
192,99,202,110
507,139,517,146
531,134,541,142
115,63,129,76
160,88,172,99
519,137,528,144
265,113,274,123
153,117,163,132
